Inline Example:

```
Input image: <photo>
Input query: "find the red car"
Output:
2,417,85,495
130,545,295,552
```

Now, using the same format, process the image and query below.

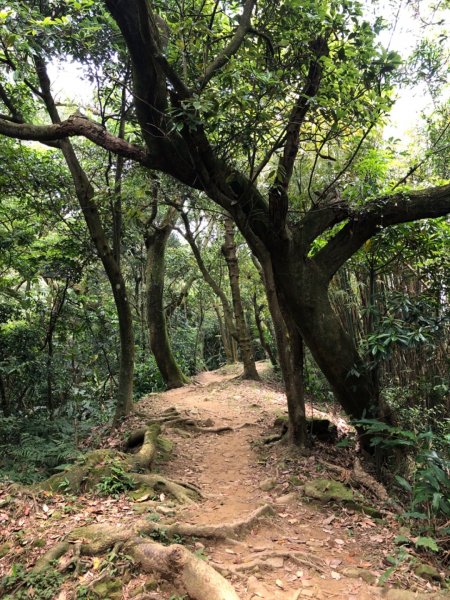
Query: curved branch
268,37,329,233
314,183,450,279
0,115,153,167
199,0,256,90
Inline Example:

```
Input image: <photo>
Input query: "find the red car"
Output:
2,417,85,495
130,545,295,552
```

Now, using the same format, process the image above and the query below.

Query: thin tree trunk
145,209,188,389
181,212,249,368
214,304,234,364
256,254,307,446
222,217,259,380
34,56,134,423
252,292,277,367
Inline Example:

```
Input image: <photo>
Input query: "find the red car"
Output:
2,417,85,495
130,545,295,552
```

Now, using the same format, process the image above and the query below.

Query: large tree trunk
271,251,394,450
145,217,188,389
222,218,259,380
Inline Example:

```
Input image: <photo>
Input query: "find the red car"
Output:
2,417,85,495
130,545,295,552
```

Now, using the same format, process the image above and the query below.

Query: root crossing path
136,364,409,600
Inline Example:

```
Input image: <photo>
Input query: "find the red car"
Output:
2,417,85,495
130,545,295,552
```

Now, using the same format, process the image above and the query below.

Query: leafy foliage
95,462,136,497
0,563,63,599
356,419,450,532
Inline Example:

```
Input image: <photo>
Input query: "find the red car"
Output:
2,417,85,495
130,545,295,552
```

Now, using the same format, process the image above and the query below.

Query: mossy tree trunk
145,206,188,389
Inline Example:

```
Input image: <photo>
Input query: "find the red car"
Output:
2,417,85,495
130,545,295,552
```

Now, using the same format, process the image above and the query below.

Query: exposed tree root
126,410,234,447
318,458,402,513
33,541,70,573
128,540,240,600
129,423,161,470
32,423,198,505
132,473,198,504
31,504,274,599
212,549,326,576
162,503,274,540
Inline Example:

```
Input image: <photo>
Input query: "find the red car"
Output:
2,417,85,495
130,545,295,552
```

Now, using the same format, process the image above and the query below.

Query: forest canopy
0,1,449,598
0,0,448,522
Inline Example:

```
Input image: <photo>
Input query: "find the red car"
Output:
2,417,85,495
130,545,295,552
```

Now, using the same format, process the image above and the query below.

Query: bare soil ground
0,362,447,599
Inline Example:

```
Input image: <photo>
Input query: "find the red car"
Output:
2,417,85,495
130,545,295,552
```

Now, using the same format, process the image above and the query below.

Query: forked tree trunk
271,252,395,451
222,218,259,380
145,218,188,389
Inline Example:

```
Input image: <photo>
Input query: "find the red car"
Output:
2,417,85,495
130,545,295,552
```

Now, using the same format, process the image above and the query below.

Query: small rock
156,505,174,515
247,575,270,598
341,567,376,584
253,544,271,552
259,478,277,492
265,556,284,568
275,492,298,505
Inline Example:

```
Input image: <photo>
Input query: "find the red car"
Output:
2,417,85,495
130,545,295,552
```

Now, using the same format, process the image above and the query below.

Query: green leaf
414,537,439,552
394,475,412,492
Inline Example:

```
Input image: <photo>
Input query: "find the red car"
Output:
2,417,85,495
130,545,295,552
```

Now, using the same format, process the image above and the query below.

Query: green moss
92,577,122,599
128,486,155,502
303,478,355,502
302,478,381,517
157,436,173,454
414,563,442,582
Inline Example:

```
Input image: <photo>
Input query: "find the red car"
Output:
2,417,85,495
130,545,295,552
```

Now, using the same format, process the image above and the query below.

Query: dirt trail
1,363,444,600
137,363,396,600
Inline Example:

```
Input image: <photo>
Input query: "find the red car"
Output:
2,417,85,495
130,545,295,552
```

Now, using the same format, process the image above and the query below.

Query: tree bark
145,210,188,389
34,56,134,423
222,217,259,380
2,3,450,447
271,251,396,449
252,292,277,367
256,254,307,446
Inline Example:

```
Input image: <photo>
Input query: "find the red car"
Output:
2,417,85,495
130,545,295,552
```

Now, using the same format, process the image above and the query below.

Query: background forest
0,0,449,560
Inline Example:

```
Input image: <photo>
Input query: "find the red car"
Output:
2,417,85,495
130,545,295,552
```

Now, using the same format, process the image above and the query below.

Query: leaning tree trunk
145,219,188,389
34,56,134,423
222,217,259,380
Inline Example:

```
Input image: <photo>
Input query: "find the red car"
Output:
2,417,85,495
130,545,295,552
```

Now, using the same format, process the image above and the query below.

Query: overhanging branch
0,115,153,167
314,183,450,279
